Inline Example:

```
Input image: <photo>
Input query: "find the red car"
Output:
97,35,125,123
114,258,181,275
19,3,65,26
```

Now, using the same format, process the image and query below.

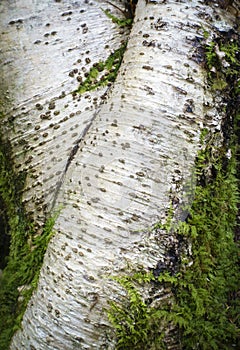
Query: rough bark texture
0,0,237,349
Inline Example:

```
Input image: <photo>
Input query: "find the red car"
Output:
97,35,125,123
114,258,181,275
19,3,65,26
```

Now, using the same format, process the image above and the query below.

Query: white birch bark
0,0,236,349
0,0,128,227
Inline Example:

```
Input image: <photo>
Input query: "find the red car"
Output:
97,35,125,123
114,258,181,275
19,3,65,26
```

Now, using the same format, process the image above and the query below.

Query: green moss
0,131,57,350
76,44,127,94
76,2,135,95
102,8,133,27
205,41,218,70
205,40,240,91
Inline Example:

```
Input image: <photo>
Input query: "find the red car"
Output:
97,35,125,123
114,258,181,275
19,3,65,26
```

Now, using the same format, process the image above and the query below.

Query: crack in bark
50,107,100,212
50,82,113,211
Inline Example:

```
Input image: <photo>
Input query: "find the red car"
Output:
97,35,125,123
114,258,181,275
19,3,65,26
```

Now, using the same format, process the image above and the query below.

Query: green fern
107,124,240,348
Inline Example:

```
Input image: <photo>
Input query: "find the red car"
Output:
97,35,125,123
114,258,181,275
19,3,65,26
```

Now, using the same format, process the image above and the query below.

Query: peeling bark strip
4,0,237,349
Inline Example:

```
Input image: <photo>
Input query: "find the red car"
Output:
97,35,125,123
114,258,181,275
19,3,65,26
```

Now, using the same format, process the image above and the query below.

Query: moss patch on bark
107,27,240,350
0,129,56,350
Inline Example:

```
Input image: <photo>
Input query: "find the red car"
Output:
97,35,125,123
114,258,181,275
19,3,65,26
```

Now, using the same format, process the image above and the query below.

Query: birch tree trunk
0,0,237,349
0,0,128,227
